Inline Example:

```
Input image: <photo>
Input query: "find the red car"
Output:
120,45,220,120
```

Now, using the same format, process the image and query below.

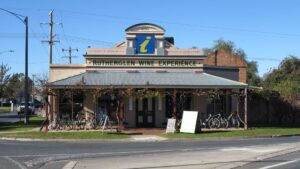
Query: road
0,136,300,169
0,112,20,123
236,150,300,169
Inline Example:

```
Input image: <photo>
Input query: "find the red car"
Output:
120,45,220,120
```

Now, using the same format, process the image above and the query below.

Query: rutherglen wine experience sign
88,59,202,68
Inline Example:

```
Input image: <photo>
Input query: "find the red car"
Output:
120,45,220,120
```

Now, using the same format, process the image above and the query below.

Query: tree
0,63,11,98
274,79,300,124
264,55,300,88
6,73,24,100
34,73,48,103
262,56,300,124
247,61,261,86
212,38,235,53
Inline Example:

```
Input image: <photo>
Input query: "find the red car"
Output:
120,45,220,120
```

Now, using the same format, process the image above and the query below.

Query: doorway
136,98,155,127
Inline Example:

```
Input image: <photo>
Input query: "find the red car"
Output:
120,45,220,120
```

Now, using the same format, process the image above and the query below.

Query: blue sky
1,0,300,77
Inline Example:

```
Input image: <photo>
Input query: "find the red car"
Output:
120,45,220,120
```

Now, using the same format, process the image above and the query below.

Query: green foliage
212,38,235,53
5,73,24,99
0,63,11,98
264,55,300,88
263,56,300,104
0,107,10,113
274,79,300,104
0,131,129,139
0,117,45,132
247,61,261,86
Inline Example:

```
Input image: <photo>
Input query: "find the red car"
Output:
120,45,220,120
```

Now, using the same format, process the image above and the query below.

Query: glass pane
148,98,152,111
129,97,133,111
138,99,143,111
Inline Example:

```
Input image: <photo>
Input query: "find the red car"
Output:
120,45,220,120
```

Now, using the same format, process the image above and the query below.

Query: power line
248,58,281,61
62,47,78,64
0,33,116,46
53,9,300,38
5,7,300,38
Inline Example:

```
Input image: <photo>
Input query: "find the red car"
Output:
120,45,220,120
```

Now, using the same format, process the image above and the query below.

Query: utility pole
41,9,60,64
62,47,78,64
0,8,29,124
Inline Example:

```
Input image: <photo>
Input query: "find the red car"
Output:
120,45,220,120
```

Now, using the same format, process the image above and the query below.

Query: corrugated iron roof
49,71,247,89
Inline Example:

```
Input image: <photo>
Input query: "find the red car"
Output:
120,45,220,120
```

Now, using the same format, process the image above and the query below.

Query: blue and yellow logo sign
136,34,155,54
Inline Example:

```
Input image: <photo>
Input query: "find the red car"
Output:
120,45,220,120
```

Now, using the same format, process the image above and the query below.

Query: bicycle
200,113,221,129
72,112,86,130
227,111,245,128
215,113,229,128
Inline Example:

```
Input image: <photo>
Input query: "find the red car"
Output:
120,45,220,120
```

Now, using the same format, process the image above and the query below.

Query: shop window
206,95,226,115
58,90,83,119
97,94,118,121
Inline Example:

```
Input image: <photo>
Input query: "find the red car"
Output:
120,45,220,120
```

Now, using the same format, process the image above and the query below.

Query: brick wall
203,49,247,83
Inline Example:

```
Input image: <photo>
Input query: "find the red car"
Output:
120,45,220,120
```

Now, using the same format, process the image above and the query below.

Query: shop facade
48,23,248,129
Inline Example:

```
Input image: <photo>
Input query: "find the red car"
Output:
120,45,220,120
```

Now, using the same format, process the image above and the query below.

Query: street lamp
0,8,29,124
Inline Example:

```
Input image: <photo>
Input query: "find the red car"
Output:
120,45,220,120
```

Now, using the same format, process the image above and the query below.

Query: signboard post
166,118,176,133
180,111,198,133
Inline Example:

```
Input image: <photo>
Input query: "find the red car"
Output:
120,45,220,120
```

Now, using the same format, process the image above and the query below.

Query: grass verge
0,107,11,113
0,117,129,139
0,116,45,132
0,131,129,139
163,127,300,139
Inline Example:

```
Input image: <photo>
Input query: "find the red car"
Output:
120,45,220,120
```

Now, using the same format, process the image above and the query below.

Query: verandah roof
48,71,247,89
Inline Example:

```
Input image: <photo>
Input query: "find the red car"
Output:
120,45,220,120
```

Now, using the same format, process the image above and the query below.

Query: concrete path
130,135,167,142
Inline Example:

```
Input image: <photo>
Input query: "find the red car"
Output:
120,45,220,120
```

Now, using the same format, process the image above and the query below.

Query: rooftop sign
87,59,202,68
136,34,155,54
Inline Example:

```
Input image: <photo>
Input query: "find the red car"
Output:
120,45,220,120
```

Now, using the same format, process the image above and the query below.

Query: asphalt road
0,136,300,169
0,112,20,123
235,150,300,169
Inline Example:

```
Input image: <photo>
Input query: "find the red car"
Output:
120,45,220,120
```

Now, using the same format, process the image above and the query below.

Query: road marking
62,161,77,169
259,158,300,169
221,147,279,153
3,156,27,169
23,147,217,167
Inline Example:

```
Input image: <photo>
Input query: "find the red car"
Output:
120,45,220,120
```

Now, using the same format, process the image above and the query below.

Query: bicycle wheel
220,118,229,128
230,118,240,128
208,118,220,128
89,119,97,129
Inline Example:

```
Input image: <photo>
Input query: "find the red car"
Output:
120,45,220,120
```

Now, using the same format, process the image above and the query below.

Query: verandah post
173,89,177,119
244,88,248,130
50,95,53,122
119,100,124,131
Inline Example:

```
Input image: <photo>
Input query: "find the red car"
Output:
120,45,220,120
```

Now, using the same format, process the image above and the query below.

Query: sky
1,0,300,78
